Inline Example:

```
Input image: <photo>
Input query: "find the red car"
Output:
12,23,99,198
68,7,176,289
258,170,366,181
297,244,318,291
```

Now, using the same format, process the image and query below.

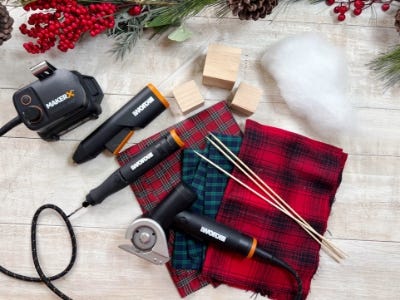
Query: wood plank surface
1,2,399,299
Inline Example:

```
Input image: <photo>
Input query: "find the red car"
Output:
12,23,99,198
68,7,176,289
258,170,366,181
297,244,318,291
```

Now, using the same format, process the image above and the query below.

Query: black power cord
0,204,303,300
0,204,76,300
0,116,22,136
254,247,303,300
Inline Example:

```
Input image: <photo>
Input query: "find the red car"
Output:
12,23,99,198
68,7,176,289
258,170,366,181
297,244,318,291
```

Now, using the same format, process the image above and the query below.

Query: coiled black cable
254,247,303,300
0,204,76,300
0,116,22,136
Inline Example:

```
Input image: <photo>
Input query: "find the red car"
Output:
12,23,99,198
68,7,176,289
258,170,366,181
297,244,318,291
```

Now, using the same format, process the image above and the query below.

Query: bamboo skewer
193,151,342,262
207,133,346,259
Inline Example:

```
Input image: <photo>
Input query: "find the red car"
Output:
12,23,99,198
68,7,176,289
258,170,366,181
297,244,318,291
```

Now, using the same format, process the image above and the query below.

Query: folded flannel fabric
172,135,242,270
173,149,205,270
202,119,348,300
116,101,242,297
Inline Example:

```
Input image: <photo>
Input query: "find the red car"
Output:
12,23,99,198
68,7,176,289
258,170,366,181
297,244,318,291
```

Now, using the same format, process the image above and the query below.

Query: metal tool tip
67,205,84,218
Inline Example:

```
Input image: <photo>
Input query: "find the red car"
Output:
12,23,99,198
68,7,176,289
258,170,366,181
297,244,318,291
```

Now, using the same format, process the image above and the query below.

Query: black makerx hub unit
12,61,104,141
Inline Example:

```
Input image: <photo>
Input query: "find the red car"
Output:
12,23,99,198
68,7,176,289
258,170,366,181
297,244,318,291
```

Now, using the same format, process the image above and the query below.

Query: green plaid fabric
172,134,242,270
173,150,204,269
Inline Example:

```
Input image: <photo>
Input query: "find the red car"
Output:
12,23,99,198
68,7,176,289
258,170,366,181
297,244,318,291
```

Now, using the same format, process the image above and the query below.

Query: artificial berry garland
16,0,281,56
20,0,116,53
325,0,395,21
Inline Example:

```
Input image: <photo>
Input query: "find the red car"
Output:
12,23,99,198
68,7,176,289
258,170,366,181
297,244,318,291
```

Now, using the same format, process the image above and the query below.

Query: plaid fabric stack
117,101,242,296
172,135,242,270
202,119,348,300
117,104,348,299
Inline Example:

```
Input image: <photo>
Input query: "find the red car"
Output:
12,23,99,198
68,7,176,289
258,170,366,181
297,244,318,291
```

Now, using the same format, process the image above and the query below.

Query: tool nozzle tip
72,146,88,164
72,143,96,164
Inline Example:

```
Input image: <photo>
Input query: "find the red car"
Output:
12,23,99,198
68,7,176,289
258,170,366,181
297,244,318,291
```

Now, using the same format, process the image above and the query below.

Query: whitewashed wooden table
1,2,400,299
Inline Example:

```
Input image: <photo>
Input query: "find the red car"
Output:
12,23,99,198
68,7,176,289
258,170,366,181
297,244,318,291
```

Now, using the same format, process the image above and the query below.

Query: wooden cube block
172,80,204,114
230,82,262,116
202,44,242,90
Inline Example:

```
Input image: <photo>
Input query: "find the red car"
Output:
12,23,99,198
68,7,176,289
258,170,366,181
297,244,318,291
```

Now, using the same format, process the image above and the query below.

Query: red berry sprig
325,0,393,22
19,0,117,53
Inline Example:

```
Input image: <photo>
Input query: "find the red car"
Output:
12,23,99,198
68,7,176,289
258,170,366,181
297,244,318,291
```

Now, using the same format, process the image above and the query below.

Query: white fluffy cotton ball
261,32,355,137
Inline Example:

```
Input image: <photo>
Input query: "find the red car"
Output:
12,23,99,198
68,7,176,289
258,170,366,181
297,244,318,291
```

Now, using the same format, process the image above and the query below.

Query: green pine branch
369,46,400,88
109,0,227,59
146,0,221,27
108,6,164,60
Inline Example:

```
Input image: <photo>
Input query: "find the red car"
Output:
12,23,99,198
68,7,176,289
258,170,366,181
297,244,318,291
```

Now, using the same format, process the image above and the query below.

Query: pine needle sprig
146,0,221,27
108,6,163,60
108,0,228,58
308,0,324,4
214,0,231,18
369,46,400,88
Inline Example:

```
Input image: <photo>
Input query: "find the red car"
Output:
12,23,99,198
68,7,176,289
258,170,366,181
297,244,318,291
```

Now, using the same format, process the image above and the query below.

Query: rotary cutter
120,183,304,300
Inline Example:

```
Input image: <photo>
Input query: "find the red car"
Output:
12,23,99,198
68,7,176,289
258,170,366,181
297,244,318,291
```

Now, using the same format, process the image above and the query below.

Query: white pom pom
261,32,355,137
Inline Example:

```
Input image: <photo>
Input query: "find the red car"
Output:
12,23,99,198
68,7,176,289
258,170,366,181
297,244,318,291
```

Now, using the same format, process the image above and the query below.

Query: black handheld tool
73,84,169,164
120,183,198,264
0,61,103,141
83,129,184,207
120,184,303,300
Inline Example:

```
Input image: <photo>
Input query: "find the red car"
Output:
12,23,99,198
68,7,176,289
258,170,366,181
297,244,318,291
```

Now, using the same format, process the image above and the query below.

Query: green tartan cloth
172,134,242,270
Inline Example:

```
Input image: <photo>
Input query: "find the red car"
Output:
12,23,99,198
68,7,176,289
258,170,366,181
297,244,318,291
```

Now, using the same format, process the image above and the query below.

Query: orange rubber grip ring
169,129,185,148
147,83,169,108
246,238,258,259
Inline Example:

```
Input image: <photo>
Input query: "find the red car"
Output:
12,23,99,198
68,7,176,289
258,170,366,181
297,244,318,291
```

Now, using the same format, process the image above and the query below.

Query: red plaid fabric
202,119,348,300
116,101,242,297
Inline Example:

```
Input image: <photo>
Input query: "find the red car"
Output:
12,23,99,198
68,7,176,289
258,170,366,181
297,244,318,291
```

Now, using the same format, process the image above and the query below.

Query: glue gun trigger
105,127,134,155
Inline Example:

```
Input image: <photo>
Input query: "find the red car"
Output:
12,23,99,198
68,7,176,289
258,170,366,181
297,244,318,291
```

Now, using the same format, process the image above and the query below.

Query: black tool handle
84,130,184,206
73,84,169,164
119,130,184,183
84,169,128,206
150,183,198,230
173,211,256,258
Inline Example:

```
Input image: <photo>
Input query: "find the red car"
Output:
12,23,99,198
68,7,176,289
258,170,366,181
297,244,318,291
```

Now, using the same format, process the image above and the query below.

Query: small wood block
202,44,242,90
172,80,204,114
230,82,262,116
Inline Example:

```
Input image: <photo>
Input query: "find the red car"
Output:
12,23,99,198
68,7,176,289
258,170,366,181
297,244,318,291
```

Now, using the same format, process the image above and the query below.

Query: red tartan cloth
202,119,348,300
116,101,242,297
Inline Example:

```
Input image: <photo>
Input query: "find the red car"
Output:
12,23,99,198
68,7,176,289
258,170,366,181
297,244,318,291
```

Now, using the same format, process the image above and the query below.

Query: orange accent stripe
169,129,185,148
147,83,169,108
113,130,134,155
246,238,257,259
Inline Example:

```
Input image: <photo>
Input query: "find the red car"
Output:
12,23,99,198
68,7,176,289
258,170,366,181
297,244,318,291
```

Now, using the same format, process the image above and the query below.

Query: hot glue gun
120,183,303,300
73,84,169,164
